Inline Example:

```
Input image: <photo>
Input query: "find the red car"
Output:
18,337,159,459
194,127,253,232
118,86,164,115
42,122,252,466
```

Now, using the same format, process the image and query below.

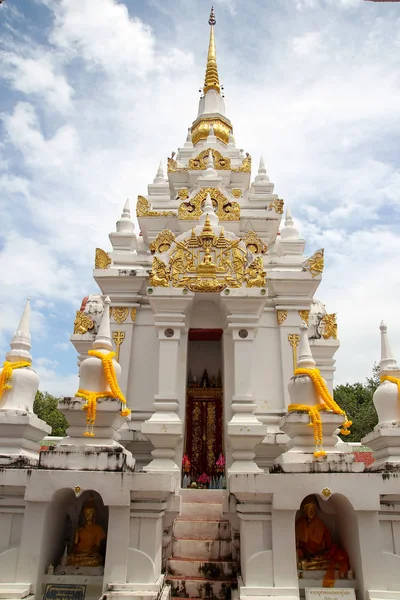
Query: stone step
167,576,234,599
180,490,224,504
174,519,231,540
167,558,238,579
180,502,223,520
172,538,232,560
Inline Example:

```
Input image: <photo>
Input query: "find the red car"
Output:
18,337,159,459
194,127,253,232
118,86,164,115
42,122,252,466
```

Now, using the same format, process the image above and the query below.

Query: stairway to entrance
166,490,237,600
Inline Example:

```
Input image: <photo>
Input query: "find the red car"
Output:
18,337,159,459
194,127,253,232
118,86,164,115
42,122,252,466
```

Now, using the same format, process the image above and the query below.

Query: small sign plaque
306,589,356,600
43,584,86,600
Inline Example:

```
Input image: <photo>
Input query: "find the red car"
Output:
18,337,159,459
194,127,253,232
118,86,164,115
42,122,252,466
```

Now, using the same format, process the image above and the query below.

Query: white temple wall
379,496,400,592
0,491,25,584
222,331,234,431
113,322,134,398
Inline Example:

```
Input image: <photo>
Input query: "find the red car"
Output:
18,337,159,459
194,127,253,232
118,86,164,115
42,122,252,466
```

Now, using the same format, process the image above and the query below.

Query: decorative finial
199,192,218,227
379,321,399,373
281,206,299,240
184,128,193,147
203,7,220,94
202,150,218,179
116,199,134,233
207,124,217,142
153,161,165,184
92,297,113,351
296,324,316,369
7,298,32,362
254,156,270,183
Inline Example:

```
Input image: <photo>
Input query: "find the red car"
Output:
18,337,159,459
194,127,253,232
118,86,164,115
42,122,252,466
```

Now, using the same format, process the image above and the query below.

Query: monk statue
295,495,349,584
67,498,106,567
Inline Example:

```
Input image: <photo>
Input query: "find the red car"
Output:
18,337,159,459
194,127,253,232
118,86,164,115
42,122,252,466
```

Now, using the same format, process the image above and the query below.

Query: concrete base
0,584,32,600
0,410,51,467
238,578,299,600
39,444,135,471
104,576,165,600
363,424,400,471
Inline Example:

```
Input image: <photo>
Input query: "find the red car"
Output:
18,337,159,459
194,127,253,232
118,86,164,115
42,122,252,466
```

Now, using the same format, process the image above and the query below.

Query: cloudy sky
0,0,399,395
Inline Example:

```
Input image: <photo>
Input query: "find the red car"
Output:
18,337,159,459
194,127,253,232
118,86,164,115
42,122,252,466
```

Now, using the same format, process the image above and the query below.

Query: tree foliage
33,391,69,437
334,364,379,442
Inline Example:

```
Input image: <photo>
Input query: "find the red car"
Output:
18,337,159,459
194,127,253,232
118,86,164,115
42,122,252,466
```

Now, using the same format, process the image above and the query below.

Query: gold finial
203,7,220,95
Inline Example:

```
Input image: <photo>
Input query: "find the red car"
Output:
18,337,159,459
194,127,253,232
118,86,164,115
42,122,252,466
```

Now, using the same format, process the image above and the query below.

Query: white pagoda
0,8,399,600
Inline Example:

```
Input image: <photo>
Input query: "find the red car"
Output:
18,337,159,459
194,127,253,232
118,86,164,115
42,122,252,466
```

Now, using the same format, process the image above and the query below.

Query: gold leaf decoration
178,187,240,221
95,248,111,269
320,313,337,340
136,196,176,218
267,198,284,215
177,188,189,200
191,117,232,146
231,153,251,173
149,230,176,254
302,248,324,278
73,311,95,334
188,148,231,171
298,310,310,326
111,307,129,324
149,256,171,287
231,188,242,198
245,256,266,288
131,308,137,322
277,310,288,326
243,230,267,254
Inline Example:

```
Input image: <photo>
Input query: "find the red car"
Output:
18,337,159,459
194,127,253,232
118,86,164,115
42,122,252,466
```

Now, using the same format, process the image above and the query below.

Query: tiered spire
203,7,220,95
297,325,316,369
379,321,399,374
203,150,218,178
153,161,166,184
92,297,113,351
281,207,299,240
7,298,32,362
199,192,218,227
116,198,134,233
254,157,270,182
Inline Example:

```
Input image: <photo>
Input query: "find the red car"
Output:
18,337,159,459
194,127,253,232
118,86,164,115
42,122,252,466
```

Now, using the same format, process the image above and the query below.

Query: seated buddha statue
67,498,106,567
295,495,349,579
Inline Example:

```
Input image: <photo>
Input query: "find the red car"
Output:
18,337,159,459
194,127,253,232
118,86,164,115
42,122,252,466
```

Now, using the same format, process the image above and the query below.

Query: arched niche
295,493,358,589
41,489,109,575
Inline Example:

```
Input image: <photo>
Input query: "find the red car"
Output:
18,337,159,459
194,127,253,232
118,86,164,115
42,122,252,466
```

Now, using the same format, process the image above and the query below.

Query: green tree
334,364,379,442
33,391,69,436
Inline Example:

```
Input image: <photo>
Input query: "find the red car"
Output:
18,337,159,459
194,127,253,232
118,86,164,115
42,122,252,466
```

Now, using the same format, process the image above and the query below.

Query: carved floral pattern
178,187,240,221
95,248,111,269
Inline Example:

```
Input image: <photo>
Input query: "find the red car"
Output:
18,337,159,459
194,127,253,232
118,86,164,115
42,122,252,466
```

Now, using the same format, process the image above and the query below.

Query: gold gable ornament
302,248,324,278
232,153,251,173
136,196,176,218
178,187,240,221
188,148,231,171
149,230,176,254
73,311,95,335
95,248,111,269
320,313,338,340
243,230,267,254
267,198,284,215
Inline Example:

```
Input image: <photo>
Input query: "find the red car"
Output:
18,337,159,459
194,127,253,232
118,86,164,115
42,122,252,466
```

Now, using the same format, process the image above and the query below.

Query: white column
221,293,267,474
16,501,48,594
103,505,130,588
271,508,298,591
142,290,193,473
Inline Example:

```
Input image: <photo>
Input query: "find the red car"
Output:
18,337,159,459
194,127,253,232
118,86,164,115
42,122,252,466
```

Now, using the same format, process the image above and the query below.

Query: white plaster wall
222,332,234,433
253,310,284,416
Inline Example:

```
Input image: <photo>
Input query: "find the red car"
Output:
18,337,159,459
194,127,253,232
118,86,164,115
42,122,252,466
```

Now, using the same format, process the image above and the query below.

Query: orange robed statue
67,497,106,567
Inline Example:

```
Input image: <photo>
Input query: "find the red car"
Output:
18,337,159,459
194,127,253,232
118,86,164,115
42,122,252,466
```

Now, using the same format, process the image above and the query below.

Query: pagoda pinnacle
379,321,399,373
92,297,113,352
203,7,220,95
7,298,32,362
297,325,316,369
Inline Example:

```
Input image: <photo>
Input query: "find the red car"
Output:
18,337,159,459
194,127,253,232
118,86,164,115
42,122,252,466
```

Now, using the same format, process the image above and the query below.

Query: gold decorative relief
288,333,301,372
231,188,242,198
136,196,176,218
191,117,232,146
151,216,246,293
267,198,284,214
177,188,189,200
73,311,95,334
149,230,176,254
131,308,137,322
111,307,129,324
243,230,267,254
188,148,231,171
302,248,324,278
167,155,187,173
277,310,288,326
245,257,266,288
320,313,337,340
95,248,111,269
298,310,310,326
178,187,240,221
112,330,125,363
232,153,251,173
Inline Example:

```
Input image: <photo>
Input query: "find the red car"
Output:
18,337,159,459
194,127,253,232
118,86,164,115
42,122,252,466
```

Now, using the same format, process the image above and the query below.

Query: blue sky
0,0,400,395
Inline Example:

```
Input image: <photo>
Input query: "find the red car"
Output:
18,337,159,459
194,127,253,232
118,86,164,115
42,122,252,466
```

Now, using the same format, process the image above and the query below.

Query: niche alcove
295,493,358,595
40,489,108,600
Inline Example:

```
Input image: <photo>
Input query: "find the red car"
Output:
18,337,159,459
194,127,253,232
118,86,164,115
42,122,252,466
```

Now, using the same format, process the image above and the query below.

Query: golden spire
203,7,220,95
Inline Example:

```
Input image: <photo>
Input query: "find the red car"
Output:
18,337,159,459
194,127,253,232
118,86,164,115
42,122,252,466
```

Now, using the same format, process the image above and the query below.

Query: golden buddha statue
295,495,350,583
67,498,106,567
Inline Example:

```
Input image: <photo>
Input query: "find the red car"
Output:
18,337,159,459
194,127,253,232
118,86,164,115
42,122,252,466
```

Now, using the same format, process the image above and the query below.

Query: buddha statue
295,495,350,581
67,498,106,567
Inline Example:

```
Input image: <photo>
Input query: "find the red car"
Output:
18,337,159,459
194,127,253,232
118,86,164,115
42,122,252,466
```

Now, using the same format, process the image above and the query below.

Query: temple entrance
183,329,225,488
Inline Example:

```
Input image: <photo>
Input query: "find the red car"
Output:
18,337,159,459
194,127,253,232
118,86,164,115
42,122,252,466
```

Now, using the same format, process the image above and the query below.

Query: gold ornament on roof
149,230,176,254
267,198,284,215
232,153,251,174
203,6,220,94
320,313,338,340
191,118,232,146
243,230,267,254
73,311,95,335
298,310,310,326
277,310,288,326
302,248,324,278
178,187,239,221
110,307,129,324
150,217,247,293
178,188,189,200
188,148,231,171
149,256,171,287
231,188,242,198
131,308,137,322
95,248,111,269
245,256,266,288
136,196,176,218
288,333,301,372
